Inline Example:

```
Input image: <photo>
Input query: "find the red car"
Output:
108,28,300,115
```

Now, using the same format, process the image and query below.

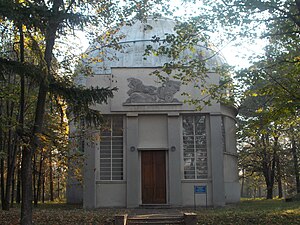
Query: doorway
141,151,166,204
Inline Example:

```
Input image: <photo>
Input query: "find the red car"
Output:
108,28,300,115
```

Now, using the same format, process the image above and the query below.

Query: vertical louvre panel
100,116,123,181
183,115,208,179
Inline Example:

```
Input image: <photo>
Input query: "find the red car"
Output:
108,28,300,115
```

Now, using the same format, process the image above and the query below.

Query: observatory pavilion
67,17,239,208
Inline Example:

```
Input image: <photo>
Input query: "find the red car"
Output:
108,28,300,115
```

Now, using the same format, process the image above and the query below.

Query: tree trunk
33,154,37,206
0,110,4,208
261,133,275,199
266,185,273,199
20,1,62,223
21,147,32,225
16,23,25,207
11,166,15,207
240,168,245,197
272,136,283,198
16,163,21,204
57,175,60,199
49,151,54,201
0,158,4,209
42,173,45,203
3,139,12,210
7,140,19,209
276,156,283,198
291,138,300,193
3,90,15,210
36,152,44,203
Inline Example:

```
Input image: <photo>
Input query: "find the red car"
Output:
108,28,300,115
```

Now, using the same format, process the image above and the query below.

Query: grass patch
196,199,300,224
0,199,299,224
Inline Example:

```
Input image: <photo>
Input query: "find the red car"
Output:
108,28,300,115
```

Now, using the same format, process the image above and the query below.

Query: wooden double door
141,151,166,204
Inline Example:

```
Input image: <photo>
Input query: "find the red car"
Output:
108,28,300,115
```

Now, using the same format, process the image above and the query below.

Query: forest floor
0,199,300,224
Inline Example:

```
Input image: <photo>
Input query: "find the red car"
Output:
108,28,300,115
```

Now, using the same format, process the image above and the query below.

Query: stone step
127,215,184,225
128,221,184,225
114,213,197,225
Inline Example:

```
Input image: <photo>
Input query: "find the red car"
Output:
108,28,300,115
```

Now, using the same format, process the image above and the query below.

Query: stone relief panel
125,77,181,103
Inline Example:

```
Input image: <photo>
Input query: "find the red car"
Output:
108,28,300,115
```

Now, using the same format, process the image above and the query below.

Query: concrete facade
67,17,240,208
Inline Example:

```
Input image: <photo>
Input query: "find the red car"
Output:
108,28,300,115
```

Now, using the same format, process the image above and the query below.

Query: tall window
99,116,123,180
182,115,207,179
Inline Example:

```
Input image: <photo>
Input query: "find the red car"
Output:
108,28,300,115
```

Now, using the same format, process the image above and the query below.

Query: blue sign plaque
194,185,208,209
194,185,207,194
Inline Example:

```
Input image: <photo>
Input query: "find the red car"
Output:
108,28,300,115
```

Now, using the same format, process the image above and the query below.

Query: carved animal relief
125,78,181,103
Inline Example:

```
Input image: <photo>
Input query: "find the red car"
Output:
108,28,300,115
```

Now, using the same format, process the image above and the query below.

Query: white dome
84,17,225,75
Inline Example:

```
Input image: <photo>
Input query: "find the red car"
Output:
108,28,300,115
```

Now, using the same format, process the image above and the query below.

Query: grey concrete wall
210,115,225,207
167,115,182,206
83,68,221,114
224,154,238,182
96,182,126,207
85,75,111,114
66,181,83,204
224,154,240,203
83,138,96,209
67,121,84,204
223,113,239,203
126,114,140,208
77,67,239,208
225,182,240,203
224,116,237,154
181,181,212,206
138,115,168,149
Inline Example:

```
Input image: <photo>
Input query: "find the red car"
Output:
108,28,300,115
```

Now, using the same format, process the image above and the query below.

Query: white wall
96,182,126,207
181,181,212,206
138,115,168,149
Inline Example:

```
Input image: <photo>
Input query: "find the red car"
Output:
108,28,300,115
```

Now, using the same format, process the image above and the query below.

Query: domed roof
84,17,225,75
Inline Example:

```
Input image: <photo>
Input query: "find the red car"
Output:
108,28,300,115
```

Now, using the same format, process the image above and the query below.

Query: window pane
112,151,123,159
112,172,123,180
183,116,194,135
183,114,207,180
195,136,206,148
100,117,111,136
112,159,123,166
100,171,111,180
99,115,124,181
197,174,207,179
183,136,194,145
196,158,207,167
196,151,207,158
195,116,205,135
184,171,195,179
112,116,123,136
112,136,123,145
100,158,111,166
184,158,195,169
100,137,111,145
184,151,194,158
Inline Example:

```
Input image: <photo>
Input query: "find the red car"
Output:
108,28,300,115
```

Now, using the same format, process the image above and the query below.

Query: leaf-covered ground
196,199,300,224
0,199,300,224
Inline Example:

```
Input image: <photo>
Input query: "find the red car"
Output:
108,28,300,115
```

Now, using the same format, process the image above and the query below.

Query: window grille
182,115,207,179
99,116,123,180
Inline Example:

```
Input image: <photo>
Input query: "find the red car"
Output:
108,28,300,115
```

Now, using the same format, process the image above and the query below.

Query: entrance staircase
115,213,197,225
127,214,184,225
